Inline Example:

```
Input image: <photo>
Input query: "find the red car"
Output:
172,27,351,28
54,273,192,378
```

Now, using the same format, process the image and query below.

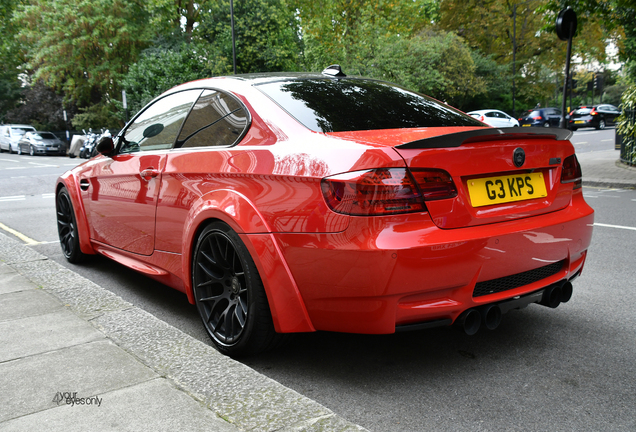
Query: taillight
321,168,456,216
532,116,543,120
410,169,458,200
479,115,486,122
561,154,582,189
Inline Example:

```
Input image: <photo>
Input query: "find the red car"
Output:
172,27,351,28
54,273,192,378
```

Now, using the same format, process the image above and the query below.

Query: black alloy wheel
192,222,279,356
56,187,87,263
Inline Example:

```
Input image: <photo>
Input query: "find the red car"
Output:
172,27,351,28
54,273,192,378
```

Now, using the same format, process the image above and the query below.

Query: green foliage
71,103,120,130
0,0,26,120
17,0,152,107
120,39,222,116
617,84,636,165
197,0,302,73
298,0,438,71
1,0,632,128
4,81,73,130
360,30,484,108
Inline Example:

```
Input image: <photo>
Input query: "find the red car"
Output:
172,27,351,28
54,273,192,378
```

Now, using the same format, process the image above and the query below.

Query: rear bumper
273,193,594,334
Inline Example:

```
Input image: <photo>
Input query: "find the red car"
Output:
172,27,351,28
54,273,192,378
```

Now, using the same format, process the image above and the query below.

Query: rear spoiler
396,127,573,150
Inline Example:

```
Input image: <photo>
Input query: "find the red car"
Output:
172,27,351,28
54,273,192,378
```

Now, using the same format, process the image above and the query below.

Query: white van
0,124,37,153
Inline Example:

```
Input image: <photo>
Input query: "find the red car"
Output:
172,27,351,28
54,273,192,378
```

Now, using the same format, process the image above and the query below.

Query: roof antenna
322,64,346,77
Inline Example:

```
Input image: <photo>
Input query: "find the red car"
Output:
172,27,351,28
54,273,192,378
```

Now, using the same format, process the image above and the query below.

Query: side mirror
96,136,114,156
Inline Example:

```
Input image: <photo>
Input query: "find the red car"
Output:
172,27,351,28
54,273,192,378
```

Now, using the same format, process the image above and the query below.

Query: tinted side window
120,90,202,153
178,90,248,148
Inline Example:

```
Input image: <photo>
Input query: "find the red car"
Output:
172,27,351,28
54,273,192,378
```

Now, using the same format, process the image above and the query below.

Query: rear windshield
574,108,592,115
255,78,482,132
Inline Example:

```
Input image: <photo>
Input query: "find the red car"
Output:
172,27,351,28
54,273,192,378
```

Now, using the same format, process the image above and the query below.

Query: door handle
140,168,159,181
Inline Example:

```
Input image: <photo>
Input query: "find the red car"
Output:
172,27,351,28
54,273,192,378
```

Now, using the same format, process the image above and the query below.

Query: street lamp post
230,0,237,75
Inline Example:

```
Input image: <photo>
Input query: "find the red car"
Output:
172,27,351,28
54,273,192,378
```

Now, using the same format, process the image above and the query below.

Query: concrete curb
0,232,367,432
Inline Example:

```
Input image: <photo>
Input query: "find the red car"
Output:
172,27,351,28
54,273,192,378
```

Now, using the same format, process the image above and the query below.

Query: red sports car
56,66,594,356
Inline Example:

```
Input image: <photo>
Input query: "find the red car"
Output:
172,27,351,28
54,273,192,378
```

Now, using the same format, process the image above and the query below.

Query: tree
438,0,615,110
4,81,75,130
197,0,302,74
0,0,26,121
17,0,153,126
367,30,485,108
120,38,223,116
296,0,438,71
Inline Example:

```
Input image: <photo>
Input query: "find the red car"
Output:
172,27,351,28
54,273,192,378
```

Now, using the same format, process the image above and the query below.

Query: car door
601,105,620,125
79,89,202,255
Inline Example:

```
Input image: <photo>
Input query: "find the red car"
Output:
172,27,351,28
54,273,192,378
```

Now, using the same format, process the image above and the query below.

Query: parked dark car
519,108,562,128
17,131,66,156
567,104,620,131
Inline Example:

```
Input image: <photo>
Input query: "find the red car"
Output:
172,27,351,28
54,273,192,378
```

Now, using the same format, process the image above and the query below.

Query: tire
597,119,606,130
192,221,281,357
543,122,550,128
17,146,22,155
56,187,88,263
8,145,13,154
29,145,35,156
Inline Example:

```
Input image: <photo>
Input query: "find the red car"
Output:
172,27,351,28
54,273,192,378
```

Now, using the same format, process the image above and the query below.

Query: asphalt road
1,127,635,431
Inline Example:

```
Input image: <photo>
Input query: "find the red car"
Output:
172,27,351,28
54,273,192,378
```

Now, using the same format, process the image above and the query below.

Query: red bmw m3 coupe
56,66,594,356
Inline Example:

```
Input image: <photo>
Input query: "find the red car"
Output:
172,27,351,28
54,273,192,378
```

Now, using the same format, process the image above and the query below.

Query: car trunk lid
328,127,577,229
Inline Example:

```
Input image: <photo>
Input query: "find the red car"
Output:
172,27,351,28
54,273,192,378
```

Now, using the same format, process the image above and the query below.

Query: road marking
4,167,26,170
28,162,56,167
42,193,55,199
0,222,42,245
602,139,613,142
594,223,636,231
0,195,25,202
0,158,19,163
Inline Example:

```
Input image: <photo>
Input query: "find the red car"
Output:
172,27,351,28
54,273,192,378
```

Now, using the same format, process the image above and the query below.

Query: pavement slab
0,340,158,422
0,309,104,362
0,378,239,432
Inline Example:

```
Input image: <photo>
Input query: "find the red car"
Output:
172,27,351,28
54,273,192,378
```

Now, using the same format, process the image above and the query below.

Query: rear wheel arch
182,193,315,335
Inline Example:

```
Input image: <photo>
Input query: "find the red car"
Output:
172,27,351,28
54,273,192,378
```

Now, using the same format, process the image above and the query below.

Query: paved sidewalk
578,148,636,189
0,234,366,432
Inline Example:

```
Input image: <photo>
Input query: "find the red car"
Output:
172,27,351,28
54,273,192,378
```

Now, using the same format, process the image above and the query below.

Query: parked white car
467,110,519,128
0,124,36,153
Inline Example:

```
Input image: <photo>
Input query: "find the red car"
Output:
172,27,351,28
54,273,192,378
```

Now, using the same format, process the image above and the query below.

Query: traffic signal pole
557,7,577,129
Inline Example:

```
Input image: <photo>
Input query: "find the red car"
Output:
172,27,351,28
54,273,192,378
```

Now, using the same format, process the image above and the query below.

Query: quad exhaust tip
540,281,573,309
457,280,573,335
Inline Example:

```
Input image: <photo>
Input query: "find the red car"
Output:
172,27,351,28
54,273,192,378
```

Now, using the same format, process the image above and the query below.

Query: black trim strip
396,127,573,150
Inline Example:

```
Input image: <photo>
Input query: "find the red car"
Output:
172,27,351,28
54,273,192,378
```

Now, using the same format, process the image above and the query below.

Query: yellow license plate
521,124,532,127
467,172,547,207
575,120,585,124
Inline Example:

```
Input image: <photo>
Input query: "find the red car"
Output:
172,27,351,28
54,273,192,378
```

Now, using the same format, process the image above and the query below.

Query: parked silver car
0,124,36,153
17,131,67,156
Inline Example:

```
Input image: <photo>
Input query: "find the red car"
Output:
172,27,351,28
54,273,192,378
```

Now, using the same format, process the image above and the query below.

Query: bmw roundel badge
513,147,525,167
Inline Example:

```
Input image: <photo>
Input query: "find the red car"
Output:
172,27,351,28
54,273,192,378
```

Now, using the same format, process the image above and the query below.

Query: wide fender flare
182,189,315,333
56,175,96,255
